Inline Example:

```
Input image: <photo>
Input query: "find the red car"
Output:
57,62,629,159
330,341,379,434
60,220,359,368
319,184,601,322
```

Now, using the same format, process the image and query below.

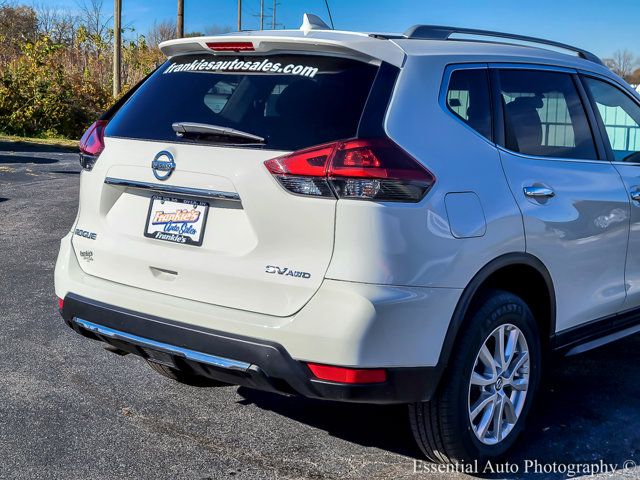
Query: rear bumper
61,294,441,404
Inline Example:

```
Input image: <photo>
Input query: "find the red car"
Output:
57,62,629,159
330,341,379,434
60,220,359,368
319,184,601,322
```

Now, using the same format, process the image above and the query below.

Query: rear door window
446,68,492,141
497,69,597,160
106,54,379,151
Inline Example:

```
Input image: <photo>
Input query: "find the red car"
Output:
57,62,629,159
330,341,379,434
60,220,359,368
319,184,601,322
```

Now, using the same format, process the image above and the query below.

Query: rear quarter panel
326,56,525,288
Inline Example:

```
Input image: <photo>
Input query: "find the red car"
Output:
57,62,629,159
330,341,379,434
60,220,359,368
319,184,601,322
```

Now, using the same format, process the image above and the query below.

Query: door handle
630,189,640,202
523,185,555,199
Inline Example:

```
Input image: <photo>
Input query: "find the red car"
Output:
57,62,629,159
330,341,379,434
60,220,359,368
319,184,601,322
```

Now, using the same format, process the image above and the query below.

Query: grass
0,134,78,148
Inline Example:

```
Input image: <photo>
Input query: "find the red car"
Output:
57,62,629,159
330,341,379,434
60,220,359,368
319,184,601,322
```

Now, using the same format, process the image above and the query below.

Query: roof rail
402,25,603,65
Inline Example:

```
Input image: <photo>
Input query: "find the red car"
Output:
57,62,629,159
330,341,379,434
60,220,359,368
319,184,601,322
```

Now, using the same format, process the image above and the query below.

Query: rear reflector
206,42,255,52
307,363,387,384
57,297,64,310
264,138,434,202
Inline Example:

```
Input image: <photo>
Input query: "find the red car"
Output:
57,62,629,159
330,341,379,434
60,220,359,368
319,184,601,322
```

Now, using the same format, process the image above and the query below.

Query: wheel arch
437,253,556,369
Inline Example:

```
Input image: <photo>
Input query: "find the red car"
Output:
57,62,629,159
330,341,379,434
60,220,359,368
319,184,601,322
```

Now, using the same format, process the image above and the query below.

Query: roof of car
393,37,610,73
160,23,612,77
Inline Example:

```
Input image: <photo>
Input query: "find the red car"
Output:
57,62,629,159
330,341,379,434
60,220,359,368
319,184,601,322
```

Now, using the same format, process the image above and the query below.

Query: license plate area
144,195,209,246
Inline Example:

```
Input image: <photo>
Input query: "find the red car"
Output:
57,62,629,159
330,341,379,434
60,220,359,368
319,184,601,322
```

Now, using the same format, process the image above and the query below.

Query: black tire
409,290,541,463
146,360,229,387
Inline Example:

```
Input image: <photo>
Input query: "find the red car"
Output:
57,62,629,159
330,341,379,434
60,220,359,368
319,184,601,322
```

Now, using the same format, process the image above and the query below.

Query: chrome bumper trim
73,318,251,372
104,177,241,202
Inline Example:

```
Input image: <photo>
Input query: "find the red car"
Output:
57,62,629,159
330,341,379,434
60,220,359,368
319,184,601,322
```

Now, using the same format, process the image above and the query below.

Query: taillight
57,297,64,310
264,138,434,202
206,42,255,52
79,120,107,170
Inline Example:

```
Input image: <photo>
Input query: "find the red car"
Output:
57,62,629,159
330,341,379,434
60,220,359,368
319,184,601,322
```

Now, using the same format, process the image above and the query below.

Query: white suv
55,15,640,462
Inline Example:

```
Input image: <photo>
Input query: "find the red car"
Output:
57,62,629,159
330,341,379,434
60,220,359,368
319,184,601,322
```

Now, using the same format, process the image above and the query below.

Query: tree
604,49,637,81
77,0,112,51
182,25,232,39
626,68,640,87
147,20,176,48
34,3,79,46
0,5,38,62
204,24,232,35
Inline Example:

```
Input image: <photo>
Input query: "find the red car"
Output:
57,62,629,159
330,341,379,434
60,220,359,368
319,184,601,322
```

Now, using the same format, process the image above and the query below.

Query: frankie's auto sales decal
144,196,209,247
164,57,320,78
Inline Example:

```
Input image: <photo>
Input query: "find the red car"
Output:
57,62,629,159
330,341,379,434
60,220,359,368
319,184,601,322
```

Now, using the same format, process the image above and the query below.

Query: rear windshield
105,54,379,151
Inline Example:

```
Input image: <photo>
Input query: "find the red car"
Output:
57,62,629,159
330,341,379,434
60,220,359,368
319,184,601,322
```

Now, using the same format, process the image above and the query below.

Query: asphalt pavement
1,140,640,480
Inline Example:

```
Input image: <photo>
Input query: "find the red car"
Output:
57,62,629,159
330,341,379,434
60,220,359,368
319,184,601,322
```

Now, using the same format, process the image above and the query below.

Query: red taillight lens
264,138,434,202
307,363,387,384
79,120,107,156
265,142,335,176
206,42,255,52
57,297,64,310
79,120,107,170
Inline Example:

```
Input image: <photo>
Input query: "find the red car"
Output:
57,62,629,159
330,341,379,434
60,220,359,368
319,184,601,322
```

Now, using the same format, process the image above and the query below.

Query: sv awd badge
265,265,311,279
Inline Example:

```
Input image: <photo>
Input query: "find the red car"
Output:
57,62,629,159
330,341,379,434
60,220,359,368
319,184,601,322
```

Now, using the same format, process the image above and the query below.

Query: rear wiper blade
172,122,265,144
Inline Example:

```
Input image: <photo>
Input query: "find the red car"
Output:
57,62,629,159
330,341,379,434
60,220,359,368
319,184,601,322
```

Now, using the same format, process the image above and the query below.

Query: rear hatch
72,50,380,317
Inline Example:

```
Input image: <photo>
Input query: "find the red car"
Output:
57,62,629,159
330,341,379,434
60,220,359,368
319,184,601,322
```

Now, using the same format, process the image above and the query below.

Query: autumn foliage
0,2,165,139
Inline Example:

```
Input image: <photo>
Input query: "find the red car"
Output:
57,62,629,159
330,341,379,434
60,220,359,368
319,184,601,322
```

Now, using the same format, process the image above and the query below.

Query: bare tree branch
146,19,176,48
604,49,637,80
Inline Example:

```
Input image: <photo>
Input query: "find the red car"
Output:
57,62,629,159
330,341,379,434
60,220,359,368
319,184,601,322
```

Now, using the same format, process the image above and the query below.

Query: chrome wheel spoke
511,378,529,391
503,394,518,423
477,397,496,440
507,351,529,381
471,371,494,386
470,393,496,421
478,344,498,379
493,395,506,442
504,328,519,371
495,325,507,371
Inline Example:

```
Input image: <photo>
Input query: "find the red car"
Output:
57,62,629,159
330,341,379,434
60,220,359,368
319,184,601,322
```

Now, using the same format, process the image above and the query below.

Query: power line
272,0,276,29
260,0,263,30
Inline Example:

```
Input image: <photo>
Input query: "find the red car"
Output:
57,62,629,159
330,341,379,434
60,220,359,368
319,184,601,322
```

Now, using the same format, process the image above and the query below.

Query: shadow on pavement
0,154,58,165
0,197,7,203
236,387,422,458
0,140,77,154
237,334,640,479
49,170,80,175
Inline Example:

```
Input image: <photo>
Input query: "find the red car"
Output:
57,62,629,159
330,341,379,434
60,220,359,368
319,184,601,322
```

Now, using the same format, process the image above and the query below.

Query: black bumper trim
61,293,441,404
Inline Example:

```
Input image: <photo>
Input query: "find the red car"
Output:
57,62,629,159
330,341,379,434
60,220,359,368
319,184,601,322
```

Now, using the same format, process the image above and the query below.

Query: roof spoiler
402,25,603,65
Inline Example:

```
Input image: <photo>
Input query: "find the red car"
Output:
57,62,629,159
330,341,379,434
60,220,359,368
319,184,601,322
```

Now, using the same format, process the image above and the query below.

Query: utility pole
272,0,276,29
237,0,242,31
259,0,264,30
177,0,184,38
112,0,121,98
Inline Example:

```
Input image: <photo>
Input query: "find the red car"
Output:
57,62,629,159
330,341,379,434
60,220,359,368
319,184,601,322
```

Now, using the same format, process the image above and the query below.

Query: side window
583,77,640,163
446,69,492,141
497,70,597,160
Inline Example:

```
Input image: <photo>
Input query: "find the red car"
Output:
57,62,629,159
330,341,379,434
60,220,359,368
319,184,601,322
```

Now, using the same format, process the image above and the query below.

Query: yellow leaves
1,29,162,139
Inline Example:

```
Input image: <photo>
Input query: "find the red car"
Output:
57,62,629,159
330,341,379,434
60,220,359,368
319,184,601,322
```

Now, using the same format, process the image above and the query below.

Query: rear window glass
106,54,379,151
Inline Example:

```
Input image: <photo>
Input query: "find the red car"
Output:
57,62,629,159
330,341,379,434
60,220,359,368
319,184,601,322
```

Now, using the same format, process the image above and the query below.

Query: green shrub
0,37,111,138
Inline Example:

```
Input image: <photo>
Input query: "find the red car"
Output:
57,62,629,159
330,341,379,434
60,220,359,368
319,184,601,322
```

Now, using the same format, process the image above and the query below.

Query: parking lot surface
1,140,640,479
